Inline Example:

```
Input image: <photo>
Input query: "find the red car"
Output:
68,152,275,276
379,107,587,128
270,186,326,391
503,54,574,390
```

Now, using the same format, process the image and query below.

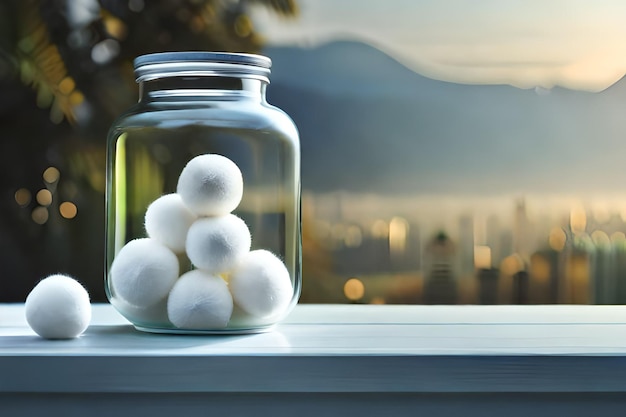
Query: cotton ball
167,270,233,329
110,297,171,327
145,193,196,253
25,274,91,339
228,304,275,329
176,154,244,216
109,238,179,307
229,250,293,319
186,214,251,273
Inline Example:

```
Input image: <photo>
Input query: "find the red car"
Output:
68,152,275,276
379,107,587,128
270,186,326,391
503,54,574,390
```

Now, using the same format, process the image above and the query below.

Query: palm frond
15,0,83,124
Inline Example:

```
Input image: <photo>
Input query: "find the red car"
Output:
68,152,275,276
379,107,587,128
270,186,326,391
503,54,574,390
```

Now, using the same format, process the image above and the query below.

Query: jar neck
138,76,267,102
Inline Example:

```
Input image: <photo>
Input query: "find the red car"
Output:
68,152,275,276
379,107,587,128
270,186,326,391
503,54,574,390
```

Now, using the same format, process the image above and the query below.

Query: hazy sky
251,0,626,91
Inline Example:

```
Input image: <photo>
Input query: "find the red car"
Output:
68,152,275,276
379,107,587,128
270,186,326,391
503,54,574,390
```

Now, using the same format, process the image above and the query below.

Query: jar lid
134,52,272,82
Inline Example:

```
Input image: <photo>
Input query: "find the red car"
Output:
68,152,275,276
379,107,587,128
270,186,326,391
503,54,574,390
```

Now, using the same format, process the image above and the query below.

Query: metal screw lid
134,52,272,82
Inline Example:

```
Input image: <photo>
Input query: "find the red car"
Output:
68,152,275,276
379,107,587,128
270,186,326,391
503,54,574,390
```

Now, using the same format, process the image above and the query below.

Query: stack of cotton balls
109,154,293,330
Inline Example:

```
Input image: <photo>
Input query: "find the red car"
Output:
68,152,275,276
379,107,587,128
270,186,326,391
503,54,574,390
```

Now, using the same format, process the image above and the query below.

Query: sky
251,0,626,91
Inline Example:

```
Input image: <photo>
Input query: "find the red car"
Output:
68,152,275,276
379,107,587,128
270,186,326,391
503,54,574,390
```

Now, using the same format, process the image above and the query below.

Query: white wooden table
3,303,626,416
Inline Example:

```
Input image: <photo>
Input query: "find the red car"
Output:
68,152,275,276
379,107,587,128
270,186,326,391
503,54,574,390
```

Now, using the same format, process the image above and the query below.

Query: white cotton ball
176,154,244,216
185,214,251,273
110,297,171,327
109,238,179,307
228,304,275,329
229,250,293,319
25,274,91,339
167,270,233,329
145,193,196,253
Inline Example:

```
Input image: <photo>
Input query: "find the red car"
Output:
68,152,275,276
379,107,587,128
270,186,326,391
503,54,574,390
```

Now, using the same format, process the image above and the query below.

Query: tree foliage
0,0,297,302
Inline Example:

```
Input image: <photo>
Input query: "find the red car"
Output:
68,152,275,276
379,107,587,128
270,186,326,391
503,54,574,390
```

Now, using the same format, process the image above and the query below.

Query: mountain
262,41,626,196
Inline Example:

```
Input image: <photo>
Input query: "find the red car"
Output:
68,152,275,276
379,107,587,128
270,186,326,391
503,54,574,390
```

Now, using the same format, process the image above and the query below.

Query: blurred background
3,0,626,305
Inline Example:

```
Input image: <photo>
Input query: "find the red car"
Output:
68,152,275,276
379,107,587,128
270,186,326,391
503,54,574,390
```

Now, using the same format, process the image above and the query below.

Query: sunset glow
253,0,626,91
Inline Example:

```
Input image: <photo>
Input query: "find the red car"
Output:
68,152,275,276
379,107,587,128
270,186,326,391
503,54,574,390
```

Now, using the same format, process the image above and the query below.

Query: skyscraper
423,231,458,304
514,198,532,259
486,214,502,267
458,214,474,278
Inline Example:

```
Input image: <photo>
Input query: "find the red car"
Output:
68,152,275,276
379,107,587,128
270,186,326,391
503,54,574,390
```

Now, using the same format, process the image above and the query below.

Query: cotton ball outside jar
229,250,293,319
176,154,244,216
25,274,91,339
109,238,179,307
186,214,251,273
167,270,233,329
145,193,196,253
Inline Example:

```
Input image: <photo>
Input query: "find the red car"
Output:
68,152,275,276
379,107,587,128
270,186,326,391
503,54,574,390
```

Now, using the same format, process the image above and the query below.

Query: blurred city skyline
303,191,626,305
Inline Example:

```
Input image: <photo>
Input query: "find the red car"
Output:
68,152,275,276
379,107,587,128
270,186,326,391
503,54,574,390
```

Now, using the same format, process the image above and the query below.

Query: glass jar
105,52,301,334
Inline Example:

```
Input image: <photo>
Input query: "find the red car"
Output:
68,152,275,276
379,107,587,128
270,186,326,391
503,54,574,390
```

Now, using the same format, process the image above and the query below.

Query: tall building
423,231,458,304
513,198,532,259
512,270,530,304
614,245,626,303
529,249,560,304
458,214,474,278
563,249,591,304
477,267,499,304
486,214,501,267
593,244,615,305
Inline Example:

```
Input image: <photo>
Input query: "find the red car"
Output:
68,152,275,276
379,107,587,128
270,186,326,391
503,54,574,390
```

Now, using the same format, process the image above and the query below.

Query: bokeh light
59,202,78,219
69,91,85,105
91,39,120,64
344,278,365,301
370,296,385,304
500,254,524,276
14,188,31,207
103,15,127,40
548,227,567,251
58,77,75,95
43,166,60,183
389,216,408,254
530,253,551,283
31,207,49,225
36,189,52,206
591,230,610,248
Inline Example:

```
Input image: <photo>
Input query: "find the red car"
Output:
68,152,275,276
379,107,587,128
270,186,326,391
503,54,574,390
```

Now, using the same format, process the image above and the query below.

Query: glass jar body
105,75,301,334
